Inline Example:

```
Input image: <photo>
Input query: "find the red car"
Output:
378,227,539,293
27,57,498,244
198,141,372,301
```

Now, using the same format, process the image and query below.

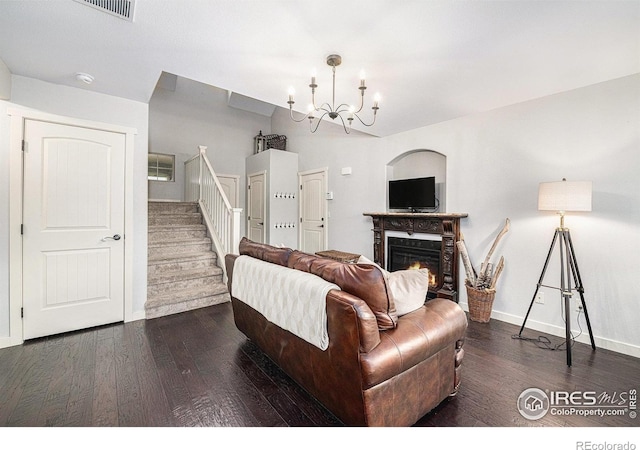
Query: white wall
0,58,10,100
0,100,11,336
0,76,149,338
148,76,272,213
273,74,640,356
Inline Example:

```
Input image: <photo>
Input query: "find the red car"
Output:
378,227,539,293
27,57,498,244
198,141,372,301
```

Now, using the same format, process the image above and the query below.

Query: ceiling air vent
74,0,136,22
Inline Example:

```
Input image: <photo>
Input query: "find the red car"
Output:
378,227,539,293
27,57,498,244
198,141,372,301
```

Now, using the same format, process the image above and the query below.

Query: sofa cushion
289,250,398,330
287,250,318,272
239,237,292,266
387,269,430,316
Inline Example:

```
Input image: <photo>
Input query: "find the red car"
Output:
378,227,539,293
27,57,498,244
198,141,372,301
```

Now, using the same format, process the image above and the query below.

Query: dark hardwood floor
0,302,638,428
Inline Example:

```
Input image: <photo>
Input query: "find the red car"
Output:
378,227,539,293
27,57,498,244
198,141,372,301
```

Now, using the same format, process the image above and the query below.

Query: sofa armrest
360,298,468,389
326,290,381,353
225,253,239,292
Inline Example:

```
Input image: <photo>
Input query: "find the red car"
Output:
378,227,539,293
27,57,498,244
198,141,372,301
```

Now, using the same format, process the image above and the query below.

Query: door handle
102,234,121,241
259,222,264,226
318,224,324,228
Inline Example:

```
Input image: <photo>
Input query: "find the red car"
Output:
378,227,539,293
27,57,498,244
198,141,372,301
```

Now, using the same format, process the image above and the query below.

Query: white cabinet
245,149,299,248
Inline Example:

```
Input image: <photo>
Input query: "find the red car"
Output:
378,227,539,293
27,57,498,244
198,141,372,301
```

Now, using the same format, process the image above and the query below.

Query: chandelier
287,54,380,134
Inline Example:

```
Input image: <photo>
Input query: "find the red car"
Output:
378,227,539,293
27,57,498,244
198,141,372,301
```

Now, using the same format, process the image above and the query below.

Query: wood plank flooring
0,302,638,428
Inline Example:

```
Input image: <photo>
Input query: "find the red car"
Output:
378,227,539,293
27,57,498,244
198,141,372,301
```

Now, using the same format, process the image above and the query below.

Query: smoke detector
74,0,136,22
75,72,95,84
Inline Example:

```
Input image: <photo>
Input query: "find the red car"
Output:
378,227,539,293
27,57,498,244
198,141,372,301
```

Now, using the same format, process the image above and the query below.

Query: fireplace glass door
387,236,441,298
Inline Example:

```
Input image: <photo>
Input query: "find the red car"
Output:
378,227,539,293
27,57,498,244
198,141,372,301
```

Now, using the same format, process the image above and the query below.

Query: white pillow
358,255,429,316
357,255,387,274
387,269,430,316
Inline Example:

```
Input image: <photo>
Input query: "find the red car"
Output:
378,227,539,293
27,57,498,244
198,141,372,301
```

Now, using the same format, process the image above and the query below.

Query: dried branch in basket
480,218,510,276
458,218,510,291
456,239,476,287
476,262,494,290
489,256,505,290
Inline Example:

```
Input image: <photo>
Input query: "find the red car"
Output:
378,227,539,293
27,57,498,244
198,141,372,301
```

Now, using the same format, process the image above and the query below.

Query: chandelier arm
353,88,366,114
289,107,311,123
335,103,354,113
317,103,335,114
310,111,331,133
336,113,352,134
310,90,319,111
351,111,377,127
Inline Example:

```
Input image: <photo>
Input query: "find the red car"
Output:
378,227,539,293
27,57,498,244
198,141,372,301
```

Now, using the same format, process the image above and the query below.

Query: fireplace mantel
363,212,468,302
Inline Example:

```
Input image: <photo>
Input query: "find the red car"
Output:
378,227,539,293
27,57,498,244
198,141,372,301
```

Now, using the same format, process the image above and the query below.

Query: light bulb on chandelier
287,54,380,134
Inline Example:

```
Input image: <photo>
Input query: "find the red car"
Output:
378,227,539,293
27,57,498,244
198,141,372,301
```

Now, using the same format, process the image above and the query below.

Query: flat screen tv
388,176,436,211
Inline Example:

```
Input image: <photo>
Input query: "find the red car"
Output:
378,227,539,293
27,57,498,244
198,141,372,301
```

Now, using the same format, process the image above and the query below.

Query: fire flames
406,261,437,286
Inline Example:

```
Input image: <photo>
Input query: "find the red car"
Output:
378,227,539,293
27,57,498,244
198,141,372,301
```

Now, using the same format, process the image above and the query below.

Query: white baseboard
459,302,640,359
0,335,23,350
0,310,146,349
149,198,182,202
128,310,146,322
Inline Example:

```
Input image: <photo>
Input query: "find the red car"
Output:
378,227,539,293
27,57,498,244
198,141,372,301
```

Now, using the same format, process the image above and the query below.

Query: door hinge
300,184,303,190
247,184,251,190
20,224,24,235
21,307,24,318
21,140,25,151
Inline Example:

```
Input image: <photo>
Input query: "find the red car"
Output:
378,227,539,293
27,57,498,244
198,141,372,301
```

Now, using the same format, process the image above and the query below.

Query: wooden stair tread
148,266,222,285
146,282,229,306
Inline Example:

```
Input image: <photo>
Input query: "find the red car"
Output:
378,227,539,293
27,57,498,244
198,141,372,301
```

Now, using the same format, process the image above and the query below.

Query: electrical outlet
535,292,545,305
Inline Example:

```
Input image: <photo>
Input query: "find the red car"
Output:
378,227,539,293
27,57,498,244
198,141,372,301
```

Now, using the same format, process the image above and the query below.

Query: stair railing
185,146,242,280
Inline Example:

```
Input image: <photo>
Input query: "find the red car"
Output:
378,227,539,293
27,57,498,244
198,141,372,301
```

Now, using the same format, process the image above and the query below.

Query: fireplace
387,236,441,298
363,212,468,302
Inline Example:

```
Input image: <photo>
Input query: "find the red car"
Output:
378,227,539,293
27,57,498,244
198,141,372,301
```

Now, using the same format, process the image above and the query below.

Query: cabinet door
247,171,266,243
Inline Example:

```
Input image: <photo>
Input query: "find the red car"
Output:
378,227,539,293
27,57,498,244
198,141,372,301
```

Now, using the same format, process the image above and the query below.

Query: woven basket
466,285,496,323
264,134,287,151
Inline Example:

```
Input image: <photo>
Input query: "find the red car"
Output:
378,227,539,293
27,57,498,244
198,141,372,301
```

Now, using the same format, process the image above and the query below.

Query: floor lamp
518,178,596,366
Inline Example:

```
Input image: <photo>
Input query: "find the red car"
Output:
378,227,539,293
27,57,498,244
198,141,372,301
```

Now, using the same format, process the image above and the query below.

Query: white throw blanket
231,255,340,351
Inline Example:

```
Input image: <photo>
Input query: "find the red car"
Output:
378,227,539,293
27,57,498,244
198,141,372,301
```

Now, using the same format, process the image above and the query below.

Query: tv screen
388,176,436,211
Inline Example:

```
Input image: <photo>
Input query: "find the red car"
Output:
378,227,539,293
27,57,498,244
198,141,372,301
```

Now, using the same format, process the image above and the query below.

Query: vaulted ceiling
1,0,638,136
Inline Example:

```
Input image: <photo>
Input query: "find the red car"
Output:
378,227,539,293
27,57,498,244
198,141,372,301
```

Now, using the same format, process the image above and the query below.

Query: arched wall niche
386,149,446,212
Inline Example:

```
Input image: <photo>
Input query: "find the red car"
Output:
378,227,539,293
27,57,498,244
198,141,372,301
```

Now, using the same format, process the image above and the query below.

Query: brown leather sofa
225,238,468,426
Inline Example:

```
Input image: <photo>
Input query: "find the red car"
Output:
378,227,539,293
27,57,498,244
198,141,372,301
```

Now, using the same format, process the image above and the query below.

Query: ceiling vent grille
74,0,136,22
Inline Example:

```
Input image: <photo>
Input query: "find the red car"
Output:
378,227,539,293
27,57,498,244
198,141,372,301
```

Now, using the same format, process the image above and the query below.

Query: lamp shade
538,180,592,212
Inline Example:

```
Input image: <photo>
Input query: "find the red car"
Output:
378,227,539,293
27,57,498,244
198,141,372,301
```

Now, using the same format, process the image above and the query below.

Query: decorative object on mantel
457,218,510,322
254,131,287,154
287,54,380,134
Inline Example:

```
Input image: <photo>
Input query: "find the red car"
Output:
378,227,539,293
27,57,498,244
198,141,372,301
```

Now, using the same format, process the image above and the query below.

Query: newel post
198,145,206,203
231,208,242,254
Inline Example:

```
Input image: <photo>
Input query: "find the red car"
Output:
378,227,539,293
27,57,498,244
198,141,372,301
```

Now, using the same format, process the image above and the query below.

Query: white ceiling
1,0,639,136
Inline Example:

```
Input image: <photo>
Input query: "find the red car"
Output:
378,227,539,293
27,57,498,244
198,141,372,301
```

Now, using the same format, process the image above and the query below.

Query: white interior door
247,171,266,243
22,119,126,340
217,174,240,208
299,169,327,254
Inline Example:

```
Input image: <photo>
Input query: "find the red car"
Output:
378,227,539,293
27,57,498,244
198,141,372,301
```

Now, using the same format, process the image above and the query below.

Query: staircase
146,201,230,319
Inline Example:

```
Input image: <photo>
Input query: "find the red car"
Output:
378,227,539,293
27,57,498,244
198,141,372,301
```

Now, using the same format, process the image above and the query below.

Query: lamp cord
511,299,584,351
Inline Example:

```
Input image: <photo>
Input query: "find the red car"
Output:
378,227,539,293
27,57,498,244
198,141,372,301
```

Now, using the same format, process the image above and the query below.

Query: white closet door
22,120,126,339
